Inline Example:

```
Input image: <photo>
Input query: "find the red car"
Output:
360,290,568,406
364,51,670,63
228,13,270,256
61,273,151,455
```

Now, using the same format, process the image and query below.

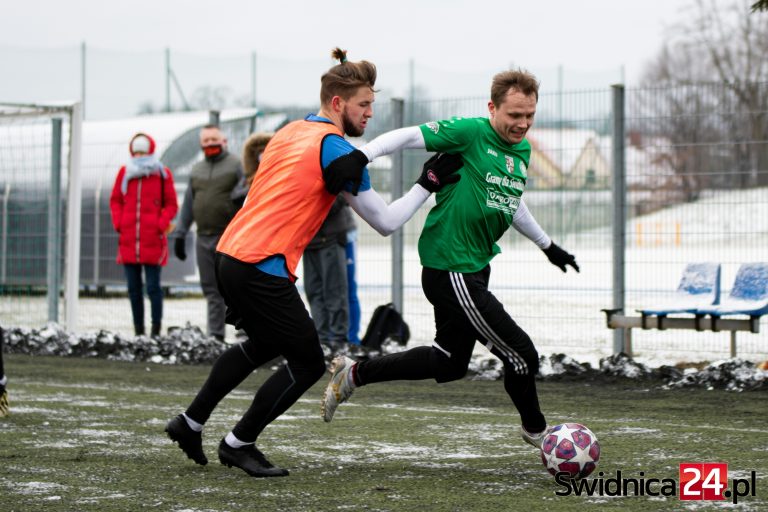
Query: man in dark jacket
174,125,244,341
302,195,355,349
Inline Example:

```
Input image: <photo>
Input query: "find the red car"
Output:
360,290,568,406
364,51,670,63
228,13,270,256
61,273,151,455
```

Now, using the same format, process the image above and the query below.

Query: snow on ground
3,323,766,391
1,187,767,367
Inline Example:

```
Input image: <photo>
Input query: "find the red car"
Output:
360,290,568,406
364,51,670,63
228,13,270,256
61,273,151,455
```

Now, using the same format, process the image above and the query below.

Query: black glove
416,152,463,193
543,241,579,273
174,237,187,261
323,149,368,196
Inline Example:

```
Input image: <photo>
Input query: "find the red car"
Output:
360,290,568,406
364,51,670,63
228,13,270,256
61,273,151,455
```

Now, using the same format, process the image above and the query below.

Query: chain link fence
0,44,624,120
1,80,767,364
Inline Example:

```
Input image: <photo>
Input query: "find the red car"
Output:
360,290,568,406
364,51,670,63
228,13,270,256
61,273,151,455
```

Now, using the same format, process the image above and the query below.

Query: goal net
0,102,83,331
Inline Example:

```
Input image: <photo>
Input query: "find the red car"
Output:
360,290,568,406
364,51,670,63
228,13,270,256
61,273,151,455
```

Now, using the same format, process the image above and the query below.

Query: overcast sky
1,0,706,119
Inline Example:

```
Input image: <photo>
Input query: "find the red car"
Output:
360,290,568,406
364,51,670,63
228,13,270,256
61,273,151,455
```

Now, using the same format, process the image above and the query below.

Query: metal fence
1,81,767,364
0,44,624,122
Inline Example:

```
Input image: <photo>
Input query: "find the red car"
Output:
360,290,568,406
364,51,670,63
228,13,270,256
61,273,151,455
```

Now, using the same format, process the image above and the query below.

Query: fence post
1,183,10,284
93,185,101,288
391,98,405,313
64,102,83,332
165,48,171,113
611,85,627,354
209,110,220,126
80,42,86,119
251,52,257,109
47,118,63,322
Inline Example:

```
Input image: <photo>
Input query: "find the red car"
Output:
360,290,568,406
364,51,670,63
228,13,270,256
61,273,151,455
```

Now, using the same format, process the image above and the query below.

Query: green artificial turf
1,354,765,511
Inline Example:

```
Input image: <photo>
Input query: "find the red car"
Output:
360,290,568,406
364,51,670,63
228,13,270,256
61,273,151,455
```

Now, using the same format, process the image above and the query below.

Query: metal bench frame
601,308,761,357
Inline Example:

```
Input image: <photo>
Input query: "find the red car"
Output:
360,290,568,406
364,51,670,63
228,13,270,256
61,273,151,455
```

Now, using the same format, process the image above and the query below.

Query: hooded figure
241,132,274,187
111,133,178,265
110,132,178,336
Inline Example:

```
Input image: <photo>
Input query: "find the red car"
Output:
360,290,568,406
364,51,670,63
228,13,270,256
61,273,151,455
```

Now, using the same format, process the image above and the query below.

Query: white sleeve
359,126,426,161
512,199,551,249
343,184,430,236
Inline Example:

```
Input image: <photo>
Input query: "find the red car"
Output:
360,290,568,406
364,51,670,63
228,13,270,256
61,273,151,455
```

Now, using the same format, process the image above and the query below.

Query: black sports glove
323,149,368,196
416,152,463,193
542,241,579,273
174,237,187,261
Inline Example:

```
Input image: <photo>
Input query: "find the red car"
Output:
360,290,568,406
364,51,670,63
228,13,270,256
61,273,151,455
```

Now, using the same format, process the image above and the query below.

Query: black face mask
203,144,223,160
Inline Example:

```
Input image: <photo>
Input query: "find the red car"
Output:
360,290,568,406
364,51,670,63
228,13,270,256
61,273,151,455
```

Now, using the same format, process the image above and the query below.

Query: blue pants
346,234,361,344
124,264,163,330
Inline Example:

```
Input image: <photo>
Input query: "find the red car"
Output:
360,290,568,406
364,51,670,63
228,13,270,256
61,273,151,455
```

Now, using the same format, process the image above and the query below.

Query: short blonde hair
491,69,540,106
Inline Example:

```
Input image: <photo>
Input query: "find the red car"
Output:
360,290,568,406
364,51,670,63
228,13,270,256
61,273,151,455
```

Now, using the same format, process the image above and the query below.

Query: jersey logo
485,188,520,215
486,172,525,191
426,122,439,134
505,155,527,178
487,148,498,157
505,155,515,174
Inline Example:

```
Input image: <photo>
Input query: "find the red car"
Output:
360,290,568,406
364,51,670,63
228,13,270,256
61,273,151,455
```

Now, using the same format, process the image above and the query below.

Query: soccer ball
540,423,600,479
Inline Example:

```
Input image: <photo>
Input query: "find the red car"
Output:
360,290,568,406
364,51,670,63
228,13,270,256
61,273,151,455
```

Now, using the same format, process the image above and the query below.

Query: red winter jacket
110,166,178,266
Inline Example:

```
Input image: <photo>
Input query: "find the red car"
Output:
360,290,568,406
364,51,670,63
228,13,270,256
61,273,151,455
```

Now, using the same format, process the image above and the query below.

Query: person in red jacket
110,133,178,337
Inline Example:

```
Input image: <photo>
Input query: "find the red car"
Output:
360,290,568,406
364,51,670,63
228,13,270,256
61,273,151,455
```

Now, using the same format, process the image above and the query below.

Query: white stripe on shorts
448,272,528,374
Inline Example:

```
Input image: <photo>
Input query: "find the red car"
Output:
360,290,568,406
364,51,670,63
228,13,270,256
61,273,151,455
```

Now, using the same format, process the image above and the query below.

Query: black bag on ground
361,303,410,350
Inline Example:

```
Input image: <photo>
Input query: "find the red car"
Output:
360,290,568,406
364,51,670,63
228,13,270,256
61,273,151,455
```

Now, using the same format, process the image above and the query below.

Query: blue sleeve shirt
255,114,370,278
307,114,372,193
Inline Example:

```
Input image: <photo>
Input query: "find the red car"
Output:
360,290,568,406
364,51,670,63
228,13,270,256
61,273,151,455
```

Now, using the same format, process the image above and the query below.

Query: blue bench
603,263,767,357
638,262,721,329
695,262,768,332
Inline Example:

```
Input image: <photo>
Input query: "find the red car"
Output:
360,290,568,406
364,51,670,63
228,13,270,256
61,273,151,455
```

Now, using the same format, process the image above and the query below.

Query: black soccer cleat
217,439,289,478
165,414,208,465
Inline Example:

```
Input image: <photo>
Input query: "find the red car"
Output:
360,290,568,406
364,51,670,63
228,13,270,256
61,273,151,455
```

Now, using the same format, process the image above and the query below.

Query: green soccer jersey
418,117,531,273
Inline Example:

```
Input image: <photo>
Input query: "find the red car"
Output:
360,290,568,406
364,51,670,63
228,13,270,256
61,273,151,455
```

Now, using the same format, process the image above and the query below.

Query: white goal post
0,102,83,331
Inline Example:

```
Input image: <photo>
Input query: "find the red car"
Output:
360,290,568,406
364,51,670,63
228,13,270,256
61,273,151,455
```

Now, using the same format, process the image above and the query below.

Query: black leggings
185,254,326,443
356,266,546,432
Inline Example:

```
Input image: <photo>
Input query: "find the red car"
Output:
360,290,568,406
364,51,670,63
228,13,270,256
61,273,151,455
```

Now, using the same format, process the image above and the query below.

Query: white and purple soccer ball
540,423,600,479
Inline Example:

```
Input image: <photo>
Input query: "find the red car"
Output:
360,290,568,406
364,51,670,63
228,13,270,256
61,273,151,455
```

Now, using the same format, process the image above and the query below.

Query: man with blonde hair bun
165,48,462,478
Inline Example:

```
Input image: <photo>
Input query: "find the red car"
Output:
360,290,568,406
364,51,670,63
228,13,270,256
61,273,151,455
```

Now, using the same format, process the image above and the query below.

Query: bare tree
189,86,234,111
136,101,157,115
641,0,768,189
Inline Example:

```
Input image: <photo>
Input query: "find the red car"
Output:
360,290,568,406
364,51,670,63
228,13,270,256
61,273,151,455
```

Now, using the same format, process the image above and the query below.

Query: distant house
527,128,610,189
622,132,687,214
568,136,612,189
527,143,562,190
526,128,682,194
623,132,680,190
